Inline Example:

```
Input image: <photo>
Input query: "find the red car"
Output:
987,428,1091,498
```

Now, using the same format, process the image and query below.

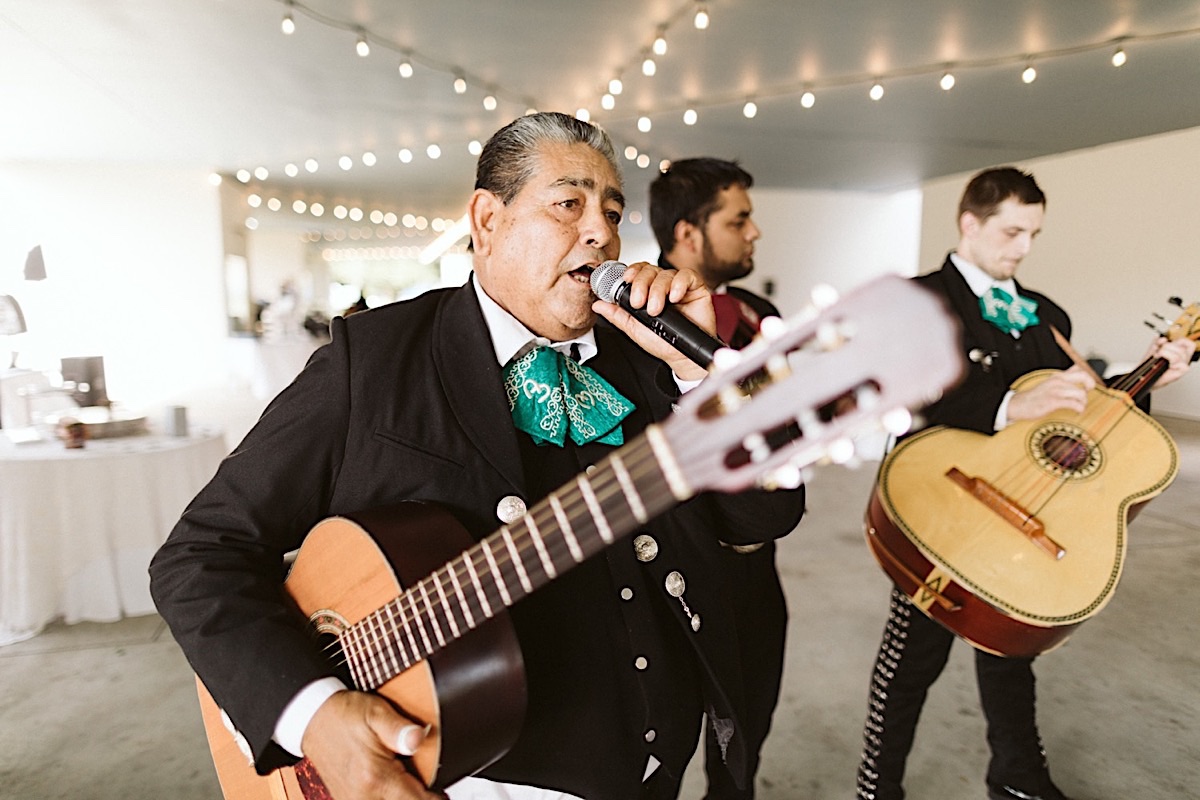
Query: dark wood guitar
196,275,966,799
866,300,1199,657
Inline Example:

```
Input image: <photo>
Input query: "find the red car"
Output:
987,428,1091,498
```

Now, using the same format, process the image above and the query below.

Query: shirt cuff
673,373,704,395
273,677,348,757
994,390,1015,431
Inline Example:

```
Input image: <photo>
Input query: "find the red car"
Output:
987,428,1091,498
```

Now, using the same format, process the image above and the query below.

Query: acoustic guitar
195,275,965,799
866,299,1199,657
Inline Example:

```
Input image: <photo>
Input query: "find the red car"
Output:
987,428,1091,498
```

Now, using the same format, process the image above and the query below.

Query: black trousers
856,588,1052,800
701,544,788,800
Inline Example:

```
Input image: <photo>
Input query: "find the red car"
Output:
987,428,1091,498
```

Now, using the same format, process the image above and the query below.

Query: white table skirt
0,427,227,644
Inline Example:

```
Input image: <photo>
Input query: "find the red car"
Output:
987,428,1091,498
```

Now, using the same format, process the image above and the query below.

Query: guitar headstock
1165,298,1200,345
659,275,964,494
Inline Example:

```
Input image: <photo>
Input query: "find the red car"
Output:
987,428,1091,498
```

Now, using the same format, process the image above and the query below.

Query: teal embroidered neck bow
503,345,634,447
980,286,1040,334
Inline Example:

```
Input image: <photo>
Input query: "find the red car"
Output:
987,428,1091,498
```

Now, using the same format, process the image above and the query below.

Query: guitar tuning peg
759,463,803,490
881,407,914,436
758,315,786,340
712,347,741,370
810,283,839,310
827,437,856,465
1168,296,1183,307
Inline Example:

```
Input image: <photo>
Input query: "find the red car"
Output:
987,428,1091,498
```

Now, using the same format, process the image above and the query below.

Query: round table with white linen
0,427,227,645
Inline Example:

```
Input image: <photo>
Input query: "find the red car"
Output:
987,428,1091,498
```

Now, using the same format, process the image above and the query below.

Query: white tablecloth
0,427,227,644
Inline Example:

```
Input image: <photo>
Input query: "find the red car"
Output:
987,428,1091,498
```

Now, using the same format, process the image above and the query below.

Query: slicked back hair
475,111,621,203
958,166,1046,223
649,157,754,253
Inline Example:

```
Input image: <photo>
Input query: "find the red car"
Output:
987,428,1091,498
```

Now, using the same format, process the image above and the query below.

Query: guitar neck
1110,355,1171,403
340,429,682,691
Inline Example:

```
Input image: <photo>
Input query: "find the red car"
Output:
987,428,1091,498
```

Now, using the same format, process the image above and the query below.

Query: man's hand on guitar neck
1005,365,1096,424
1141,336,1198,388
302,690,446,799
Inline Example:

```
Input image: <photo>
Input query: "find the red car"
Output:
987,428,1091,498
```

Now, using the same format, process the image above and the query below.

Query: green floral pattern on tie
980,286,1040,334
503,346,634,447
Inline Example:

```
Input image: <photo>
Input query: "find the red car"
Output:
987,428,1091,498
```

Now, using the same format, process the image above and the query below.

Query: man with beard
650,157,791,800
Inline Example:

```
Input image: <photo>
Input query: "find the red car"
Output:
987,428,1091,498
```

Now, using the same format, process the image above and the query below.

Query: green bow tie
503,345,634,447
980,286,1040,334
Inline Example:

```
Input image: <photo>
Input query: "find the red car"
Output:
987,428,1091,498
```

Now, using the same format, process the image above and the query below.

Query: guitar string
341,440,660,684
1001,354,1166,508
967,354,1171,558
334,435,667,683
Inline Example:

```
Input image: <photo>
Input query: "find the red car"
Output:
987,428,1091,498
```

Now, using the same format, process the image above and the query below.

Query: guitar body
197,503,526,798
867,370,1179,657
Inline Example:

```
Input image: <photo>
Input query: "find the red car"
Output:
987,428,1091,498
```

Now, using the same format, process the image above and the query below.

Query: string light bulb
642,57,657,76
355,31,370,57
800,90,816,108
453,75,467,94
1111,47,1127,67
637,115,652,132
869,81,885,101
683,108,698,125
280,1,295,35
483,94,497,111
653,29,668,56
601,93,616,110
939,72,955,91
1022,64,1037,83
694,2,710,30
609,78,623,95
743,100,758,118
398,58,413,78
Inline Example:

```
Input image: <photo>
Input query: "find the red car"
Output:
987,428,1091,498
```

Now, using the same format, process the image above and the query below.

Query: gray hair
475,112,621,203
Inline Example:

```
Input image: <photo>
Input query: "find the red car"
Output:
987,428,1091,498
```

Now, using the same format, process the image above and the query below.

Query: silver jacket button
633,534,659,562
496,495,527,524
664,571,686,597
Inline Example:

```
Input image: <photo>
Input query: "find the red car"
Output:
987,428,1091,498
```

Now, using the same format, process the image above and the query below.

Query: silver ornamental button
633,534,659,562
691,615,702,632
620,587,634,601
634,656,649,670
664,571,686,597
495,495,527,524
644,729,657,743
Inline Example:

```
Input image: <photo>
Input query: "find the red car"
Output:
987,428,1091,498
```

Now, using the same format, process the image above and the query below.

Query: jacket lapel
433,283,525,495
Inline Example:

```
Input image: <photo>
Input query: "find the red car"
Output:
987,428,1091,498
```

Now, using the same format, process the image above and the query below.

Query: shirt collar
949,252,1017,299
471,274,598,366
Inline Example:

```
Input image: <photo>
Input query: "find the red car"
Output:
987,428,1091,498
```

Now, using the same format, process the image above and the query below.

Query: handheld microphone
590,260,726,367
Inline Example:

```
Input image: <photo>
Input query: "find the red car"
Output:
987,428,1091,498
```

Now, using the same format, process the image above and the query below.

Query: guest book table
0,427,227,644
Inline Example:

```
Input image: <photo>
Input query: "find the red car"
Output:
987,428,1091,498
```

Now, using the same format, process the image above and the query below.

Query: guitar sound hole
1041,434,1090,471
1028,421,1102,479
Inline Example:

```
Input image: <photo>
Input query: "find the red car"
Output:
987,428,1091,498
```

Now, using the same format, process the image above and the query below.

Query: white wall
750,187,924,317
0,162,229,420
620,186,925,319
920,126,1200,420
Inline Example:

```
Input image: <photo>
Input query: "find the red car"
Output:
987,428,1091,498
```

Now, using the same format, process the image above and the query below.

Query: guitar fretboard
339,431,680,691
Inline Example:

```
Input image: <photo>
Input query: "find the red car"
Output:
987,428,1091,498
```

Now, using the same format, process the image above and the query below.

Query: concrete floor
2,381,1197,799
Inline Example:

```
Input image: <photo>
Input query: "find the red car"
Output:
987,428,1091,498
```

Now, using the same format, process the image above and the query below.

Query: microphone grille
590,260,626,303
